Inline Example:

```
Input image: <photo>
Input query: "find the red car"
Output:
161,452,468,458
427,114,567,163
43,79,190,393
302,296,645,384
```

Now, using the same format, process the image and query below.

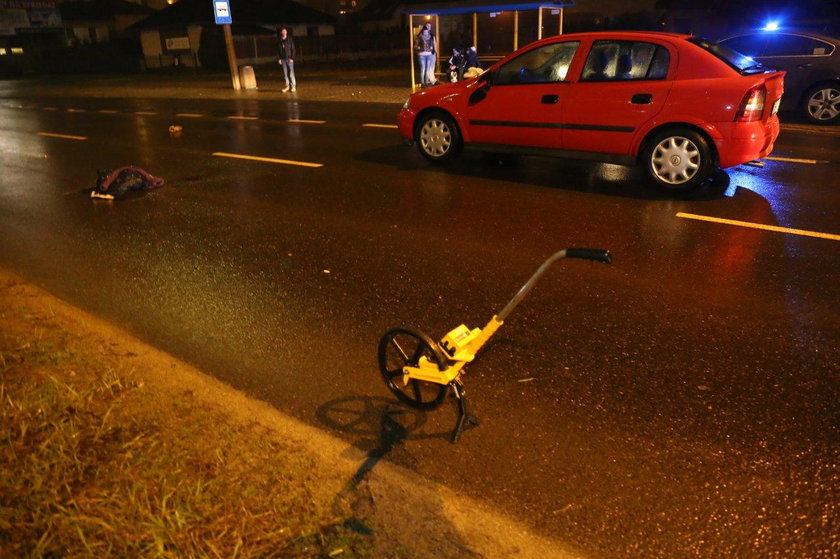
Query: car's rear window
687,37,768,74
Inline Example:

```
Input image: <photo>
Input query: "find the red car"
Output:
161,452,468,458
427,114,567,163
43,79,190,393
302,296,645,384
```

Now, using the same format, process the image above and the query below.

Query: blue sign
213,0,232,24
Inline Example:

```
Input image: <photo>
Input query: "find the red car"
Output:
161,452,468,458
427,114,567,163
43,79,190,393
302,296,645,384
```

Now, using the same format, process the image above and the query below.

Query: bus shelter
406,1,574,89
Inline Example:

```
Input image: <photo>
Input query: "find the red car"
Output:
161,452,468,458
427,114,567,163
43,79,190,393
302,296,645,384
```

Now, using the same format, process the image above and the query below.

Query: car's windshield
688,37,768,74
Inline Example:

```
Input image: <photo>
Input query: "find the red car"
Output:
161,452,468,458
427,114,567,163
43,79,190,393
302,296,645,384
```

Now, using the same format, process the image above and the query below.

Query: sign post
213,0,240,91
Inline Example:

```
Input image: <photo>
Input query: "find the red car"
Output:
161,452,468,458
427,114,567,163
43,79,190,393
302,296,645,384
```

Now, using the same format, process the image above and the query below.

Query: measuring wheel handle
566,248,612,264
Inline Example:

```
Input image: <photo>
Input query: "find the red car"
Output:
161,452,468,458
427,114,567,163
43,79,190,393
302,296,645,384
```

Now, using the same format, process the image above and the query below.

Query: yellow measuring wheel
378,248,612,442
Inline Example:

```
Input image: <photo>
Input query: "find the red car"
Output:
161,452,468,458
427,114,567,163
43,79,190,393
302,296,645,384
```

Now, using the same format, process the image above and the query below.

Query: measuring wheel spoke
411,379,423,402
409,342,428,366
390,338,409,361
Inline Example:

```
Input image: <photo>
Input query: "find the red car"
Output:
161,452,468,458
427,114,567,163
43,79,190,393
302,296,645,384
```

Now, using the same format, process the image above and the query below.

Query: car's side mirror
468,70,493,105
468,81,490,105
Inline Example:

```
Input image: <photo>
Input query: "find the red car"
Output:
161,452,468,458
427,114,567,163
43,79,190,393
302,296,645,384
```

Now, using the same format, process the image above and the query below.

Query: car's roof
552,31,692,41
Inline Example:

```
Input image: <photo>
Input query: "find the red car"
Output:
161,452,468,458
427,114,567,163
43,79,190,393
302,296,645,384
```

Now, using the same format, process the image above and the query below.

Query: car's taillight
735,85,766,122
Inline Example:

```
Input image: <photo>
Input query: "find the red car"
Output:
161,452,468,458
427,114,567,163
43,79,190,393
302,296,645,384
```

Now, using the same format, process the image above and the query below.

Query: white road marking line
764,155,821,165
212,151,323,168
176,113,204,117
676,212,840,241
66,108,85,113
98,109,118,114
363,123,398,129
227,115,258,120
38,132,87,141
288,119,326,124
135,111,157,115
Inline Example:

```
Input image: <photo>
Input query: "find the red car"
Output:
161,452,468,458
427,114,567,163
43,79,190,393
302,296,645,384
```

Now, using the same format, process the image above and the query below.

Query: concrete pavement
0,64,412,105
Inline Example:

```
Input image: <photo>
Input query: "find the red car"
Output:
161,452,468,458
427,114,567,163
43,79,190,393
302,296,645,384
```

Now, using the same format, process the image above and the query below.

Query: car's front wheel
803,83,840,125
415,111,462,163
643,128,714,192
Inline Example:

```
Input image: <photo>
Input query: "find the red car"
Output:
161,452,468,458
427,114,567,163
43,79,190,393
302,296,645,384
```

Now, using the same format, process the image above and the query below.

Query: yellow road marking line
38,132,87,141
176,113,204,117
227,115,258,120
363,123,398,129
99,109,118,114
676,212,840,241
764,155,820,165
287,119,326,124
212,151,323,168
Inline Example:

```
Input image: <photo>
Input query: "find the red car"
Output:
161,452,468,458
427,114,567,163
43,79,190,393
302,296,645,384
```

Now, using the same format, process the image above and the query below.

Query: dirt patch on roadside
0,269,579,558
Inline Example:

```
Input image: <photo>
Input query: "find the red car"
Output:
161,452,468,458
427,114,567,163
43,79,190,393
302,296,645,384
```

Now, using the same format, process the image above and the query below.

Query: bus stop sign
213,0,232,24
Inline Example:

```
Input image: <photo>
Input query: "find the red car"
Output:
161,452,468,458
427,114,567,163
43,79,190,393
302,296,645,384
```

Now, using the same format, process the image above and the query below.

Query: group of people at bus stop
274,22,482,92
415,21,482,87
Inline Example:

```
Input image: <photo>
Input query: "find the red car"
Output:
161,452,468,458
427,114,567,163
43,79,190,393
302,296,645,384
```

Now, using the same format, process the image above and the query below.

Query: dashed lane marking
176,113,205,117
287,119,326,124
38,132,87,141
676,212,840,241
98,109,118,114
66,108,85,113
135,111,157,115
226,115,258,121
212,151,323,168
363,123,398,129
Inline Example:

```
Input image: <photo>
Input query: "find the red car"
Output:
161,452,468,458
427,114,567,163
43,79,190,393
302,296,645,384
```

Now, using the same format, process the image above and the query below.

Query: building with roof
129,0,335,69
60,0,153,45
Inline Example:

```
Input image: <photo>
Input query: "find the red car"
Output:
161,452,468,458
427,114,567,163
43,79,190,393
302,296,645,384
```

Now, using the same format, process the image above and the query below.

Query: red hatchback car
398,31,785,191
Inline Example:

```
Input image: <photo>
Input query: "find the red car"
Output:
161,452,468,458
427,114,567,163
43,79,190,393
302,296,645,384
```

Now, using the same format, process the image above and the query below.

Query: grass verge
0,282,373,558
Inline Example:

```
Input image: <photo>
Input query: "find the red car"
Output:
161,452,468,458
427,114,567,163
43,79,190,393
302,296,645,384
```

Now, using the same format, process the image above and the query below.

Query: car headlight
402,97,411,110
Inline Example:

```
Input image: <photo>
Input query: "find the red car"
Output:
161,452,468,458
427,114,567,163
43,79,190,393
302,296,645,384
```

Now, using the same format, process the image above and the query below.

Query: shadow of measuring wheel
317,396,455,485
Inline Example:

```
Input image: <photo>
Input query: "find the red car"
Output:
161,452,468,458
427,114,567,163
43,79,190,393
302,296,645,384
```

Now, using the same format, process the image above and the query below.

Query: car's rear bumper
712,116,781,168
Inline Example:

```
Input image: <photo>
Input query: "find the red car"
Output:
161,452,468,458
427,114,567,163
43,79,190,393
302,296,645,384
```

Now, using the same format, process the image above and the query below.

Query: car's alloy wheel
644,128,713,191
804,85,840,124
416,112,462,162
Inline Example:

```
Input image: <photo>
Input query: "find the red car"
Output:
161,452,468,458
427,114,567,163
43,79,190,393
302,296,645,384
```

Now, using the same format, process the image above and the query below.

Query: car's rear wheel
643,128,713,192
803,83,840,125
415,111,462,163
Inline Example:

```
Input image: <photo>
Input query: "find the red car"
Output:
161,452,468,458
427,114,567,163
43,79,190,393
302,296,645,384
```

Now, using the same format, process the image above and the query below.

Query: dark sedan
719,29,840,124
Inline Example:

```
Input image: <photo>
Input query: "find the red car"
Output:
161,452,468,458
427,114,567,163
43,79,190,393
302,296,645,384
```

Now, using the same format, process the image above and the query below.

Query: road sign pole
223,23,241,91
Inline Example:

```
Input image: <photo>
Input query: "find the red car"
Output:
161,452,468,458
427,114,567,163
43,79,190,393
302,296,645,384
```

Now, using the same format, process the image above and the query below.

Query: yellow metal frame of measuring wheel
402,315,503,386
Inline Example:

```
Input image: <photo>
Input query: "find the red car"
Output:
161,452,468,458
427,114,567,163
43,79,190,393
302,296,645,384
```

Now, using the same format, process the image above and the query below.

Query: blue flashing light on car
763,21,780,31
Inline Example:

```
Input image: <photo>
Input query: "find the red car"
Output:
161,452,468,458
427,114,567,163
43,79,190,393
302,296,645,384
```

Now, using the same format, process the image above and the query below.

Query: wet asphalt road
0,92,838,558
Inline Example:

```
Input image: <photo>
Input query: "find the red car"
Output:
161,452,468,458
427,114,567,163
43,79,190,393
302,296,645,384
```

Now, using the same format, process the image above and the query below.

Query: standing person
415,22,437,87
277,27,296,92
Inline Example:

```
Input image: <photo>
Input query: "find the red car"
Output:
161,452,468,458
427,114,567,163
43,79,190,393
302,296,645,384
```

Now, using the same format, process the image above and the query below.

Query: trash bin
240,66,258,90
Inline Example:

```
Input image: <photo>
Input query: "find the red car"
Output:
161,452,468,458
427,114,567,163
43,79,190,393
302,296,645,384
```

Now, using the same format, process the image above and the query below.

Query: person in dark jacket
277,27,296,92
447,46,467,82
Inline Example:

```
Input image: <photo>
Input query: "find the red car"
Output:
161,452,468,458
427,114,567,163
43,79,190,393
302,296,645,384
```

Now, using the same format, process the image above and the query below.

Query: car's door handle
797,63,813,69
631,93,653,104
541,94,560,104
